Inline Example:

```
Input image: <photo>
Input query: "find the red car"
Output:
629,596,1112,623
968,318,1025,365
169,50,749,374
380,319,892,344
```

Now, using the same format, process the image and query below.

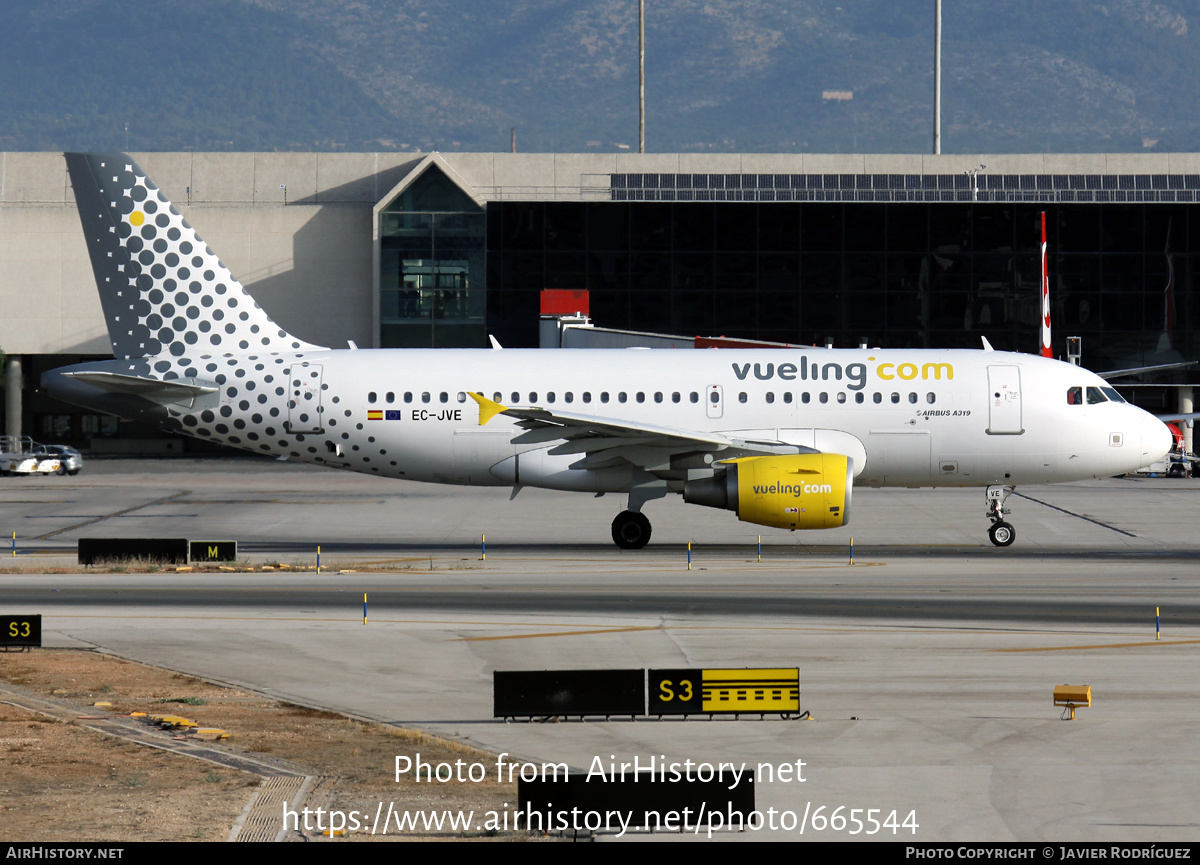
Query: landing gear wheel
611,510,652,549
988,521,1016,547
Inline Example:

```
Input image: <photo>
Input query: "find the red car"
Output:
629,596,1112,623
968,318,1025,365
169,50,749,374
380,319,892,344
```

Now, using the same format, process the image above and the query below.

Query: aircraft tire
612,511,652,549
988,521,1016,547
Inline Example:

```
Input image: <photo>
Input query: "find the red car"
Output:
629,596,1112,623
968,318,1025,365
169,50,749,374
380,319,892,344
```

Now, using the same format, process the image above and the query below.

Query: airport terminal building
2,150,1200,448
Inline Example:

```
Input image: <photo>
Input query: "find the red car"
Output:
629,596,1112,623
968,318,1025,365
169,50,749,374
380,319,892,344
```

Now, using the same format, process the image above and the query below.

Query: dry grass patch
0,650,520,841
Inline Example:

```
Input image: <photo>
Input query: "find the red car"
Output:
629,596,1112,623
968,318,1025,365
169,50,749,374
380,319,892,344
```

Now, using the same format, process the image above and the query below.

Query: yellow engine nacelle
683,453,853,530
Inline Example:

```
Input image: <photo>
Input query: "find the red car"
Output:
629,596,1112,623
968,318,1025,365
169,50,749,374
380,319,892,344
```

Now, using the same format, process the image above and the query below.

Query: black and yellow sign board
494,670,645,719
78,538,237,565
188,541,237,563
1,615,41,648
649,668,800,716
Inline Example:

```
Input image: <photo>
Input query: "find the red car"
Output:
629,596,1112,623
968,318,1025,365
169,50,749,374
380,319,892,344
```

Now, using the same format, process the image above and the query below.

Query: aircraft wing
468,392,808,471
1099,361,1197,380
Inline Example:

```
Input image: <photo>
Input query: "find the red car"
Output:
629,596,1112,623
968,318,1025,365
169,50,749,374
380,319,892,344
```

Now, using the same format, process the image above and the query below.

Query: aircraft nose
1142,414,1174,463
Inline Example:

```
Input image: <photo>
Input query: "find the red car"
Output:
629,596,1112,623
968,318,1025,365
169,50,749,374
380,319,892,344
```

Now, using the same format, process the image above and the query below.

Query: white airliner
45,153,1172,548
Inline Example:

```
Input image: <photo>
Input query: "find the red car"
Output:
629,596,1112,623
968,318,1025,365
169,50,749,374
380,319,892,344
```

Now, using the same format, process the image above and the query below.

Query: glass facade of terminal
379,165,486,348
485,200,1200,409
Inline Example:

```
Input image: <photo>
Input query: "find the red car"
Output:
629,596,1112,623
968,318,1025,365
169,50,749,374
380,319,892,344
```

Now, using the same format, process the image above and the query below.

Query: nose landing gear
985,485,1016,547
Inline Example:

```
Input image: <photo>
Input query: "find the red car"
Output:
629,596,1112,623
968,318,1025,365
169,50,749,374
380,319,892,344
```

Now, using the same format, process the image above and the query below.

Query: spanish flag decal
367,410,383,420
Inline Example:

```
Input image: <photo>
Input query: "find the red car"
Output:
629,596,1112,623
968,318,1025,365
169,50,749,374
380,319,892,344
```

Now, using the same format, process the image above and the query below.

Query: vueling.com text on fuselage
730,358,954,391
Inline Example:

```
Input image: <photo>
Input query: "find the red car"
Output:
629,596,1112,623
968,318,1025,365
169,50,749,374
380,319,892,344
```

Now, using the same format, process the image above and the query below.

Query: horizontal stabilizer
62,371,217,405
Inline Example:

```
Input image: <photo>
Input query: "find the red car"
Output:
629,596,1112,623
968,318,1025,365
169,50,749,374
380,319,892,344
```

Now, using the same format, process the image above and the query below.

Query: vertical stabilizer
65,152,325,360
1040,211,1052,358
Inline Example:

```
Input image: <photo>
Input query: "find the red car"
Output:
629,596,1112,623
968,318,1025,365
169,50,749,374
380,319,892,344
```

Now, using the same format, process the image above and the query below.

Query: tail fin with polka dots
65,152,326,360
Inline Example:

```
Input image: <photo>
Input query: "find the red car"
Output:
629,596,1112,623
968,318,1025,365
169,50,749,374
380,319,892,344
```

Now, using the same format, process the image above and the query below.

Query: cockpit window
1100,387,1126,403
1066,386,1082,405
1086,386,1107,404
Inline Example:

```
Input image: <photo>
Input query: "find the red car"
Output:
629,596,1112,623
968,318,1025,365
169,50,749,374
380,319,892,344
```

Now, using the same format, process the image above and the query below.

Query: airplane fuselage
48,346,1170,493
50,151,1174,547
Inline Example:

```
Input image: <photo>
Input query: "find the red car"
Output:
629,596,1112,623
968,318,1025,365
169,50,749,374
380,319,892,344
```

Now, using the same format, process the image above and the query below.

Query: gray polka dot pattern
59,153,413,478
65,152,325,360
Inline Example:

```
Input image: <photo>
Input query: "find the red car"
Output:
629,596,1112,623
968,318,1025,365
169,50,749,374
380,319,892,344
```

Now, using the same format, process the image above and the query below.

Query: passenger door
285,363,324,434
986,365,1023,435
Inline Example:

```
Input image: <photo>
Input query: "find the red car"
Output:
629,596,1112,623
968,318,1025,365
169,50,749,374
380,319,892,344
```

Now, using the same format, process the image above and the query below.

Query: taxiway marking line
458,626,662,642
37,613,1196,643
33,491,191,540
992,639,1200,652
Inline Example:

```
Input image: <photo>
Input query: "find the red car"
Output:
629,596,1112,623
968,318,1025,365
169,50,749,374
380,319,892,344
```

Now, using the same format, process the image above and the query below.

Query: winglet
468,392,509,426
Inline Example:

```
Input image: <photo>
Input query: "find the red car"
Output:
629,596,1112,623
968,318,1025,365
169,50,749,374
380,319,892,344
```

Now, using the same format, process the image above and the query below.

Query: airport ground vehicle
31,444,83,475
44,153,1173,547
0,436,62,476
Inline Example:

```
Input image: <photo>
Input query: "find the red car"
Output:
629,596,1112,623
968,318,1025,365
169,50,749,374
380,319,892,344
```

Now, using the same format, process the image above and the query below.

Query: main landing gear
985,485,1016,547
612,510,652,549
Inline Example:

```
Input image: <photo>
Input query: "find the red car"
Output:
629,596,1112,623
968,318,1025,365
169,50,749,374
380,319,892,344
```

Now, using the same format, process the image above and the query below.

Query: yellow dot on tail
129,211,144,226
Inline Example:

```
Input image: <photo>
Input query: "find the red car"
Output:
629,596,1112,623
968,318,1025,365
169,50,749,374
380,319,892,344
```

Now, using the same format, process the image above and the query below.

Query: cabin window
926,392,936,404
601,392,610,403
891,392,900,404
738,392,748,403
492,392,502,402
440,392,449,403
873,392,882,404
422,392,431,403
654,392,663,403
837,392,847,404
908,392,918,404
766,392,775,404
583,392,592,403
819,393,828,404
801,392,811,404
529,392,538,403
672,392,681,403
511,392,520,403
404,392,413,403
784,392,793,404
855,392,864,404
368,392,377,404
564,392,574,403
691,392,700,403
457,392,467,403
618,392,627,403
385,392,395,404
546,392,556,403
636,392,646,403
710,391,719,404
